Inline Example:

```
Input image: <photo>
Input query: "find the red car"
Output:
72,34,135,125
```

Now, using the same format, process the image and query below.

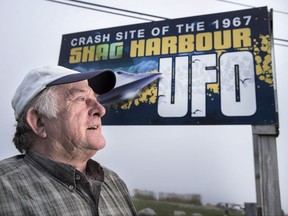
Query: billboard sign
59,7,278,125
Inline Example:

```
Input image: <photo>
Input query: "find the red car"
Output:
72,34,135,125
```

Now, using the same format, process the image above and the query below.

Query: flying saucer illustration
97,70,161,106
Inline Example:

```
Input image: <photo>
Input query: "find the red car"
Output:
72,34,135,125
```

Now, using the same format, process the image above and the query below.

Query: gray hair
13,85,60,153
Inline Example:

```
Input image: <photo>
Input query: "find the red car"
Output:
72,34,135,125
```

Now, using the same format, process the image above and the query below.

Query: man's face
45,80,107,154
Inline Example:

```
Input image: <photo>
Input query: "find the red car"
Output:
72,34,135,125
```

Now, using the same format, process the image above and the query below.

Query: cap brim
47,70,116,95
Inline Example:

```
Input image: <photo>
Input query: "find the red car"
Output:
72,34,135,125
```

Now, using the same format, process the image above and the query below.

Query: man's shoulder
88,158,121,180
101,166,129,188
102,166,120,179
0,155,26,176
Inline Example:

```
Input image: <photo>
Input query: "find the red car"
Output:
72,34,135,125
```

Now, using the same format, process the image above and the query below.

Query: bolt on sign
58,7,278,125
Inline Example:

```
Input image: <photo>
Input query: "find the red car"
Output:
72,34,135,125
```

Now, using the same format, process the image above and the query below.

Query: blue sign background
59,7,278,125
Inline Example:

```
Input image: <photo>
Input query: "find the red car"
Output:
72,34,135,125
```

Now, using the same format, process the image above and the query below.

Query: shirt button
68,185,75,191
75,174,81,181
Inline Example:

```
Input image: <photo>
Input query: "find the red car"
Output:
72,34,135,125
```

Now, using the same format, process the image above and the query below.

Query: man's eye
77,97,86,102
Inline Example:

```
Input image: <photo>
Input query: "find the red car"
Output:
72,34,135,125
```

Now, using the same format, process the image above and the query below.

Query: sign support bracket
252,125,282,216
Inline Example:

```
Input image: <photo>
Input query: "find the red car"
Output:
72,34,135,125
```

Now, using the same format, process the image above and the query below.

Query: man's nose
88,98,106,117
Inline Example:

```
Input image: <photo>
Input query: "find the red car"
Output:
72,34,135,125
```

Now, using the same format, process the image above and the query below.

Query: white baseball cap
12,66,116,120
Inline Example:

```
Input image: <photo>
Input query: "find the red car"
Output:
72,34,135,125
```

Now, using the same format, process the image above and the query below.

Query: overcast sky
1,0,287,212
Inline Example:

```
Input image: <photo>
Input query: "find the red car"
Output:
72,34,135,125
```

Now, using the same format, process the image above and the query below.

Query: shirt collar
24,150,104,187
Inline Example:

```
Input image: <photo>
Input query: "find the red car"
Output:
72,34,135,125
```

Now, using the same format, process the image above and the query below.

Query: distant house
138,208,157,216
174,210,186,216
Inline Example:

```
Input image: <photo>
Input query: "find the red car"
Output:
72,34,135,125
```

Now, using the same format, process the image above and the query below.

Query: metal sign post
252,125,282,216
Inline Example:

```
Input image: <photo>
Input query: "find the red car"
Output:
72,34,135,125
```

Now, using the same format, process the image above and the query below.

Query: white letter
158,57,189,117
116,32,123,41
162,26,169,35
151,27,161,36
191,54,217,117
102,33,110,42
220,51,256,116
71,38,78,46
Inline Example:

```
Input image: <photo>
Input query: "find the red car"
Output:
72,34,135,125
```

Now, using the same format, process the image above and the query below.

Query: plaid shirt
0,151,137,216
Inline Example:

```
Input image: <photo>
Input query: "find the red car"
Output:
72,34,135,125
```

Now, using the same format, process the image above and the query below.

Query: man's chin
88,140,106,151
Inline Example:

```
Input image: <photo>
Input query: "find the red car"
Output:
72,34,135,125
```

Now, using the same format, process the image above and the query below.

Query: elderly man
0,66,137,215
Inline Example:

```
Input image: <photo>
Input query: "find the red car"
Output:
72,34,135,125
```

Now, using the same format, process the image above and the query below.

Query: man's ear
26,108,47,139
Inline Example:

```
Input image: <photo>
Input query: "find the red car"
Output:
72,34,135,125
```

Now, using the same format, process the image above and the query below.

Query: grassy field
132,198,244,216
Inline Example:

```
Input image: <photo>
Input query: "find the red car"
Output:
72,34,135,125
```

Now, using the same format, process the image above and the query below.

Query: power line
65,0,168,20
275,43,288,48
274,38,288,43
215,0,252,8
45,0,156,21
274,10,288,15
215,0,288,15
45,0,165,22
46,0,288,48
213,0,288,47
